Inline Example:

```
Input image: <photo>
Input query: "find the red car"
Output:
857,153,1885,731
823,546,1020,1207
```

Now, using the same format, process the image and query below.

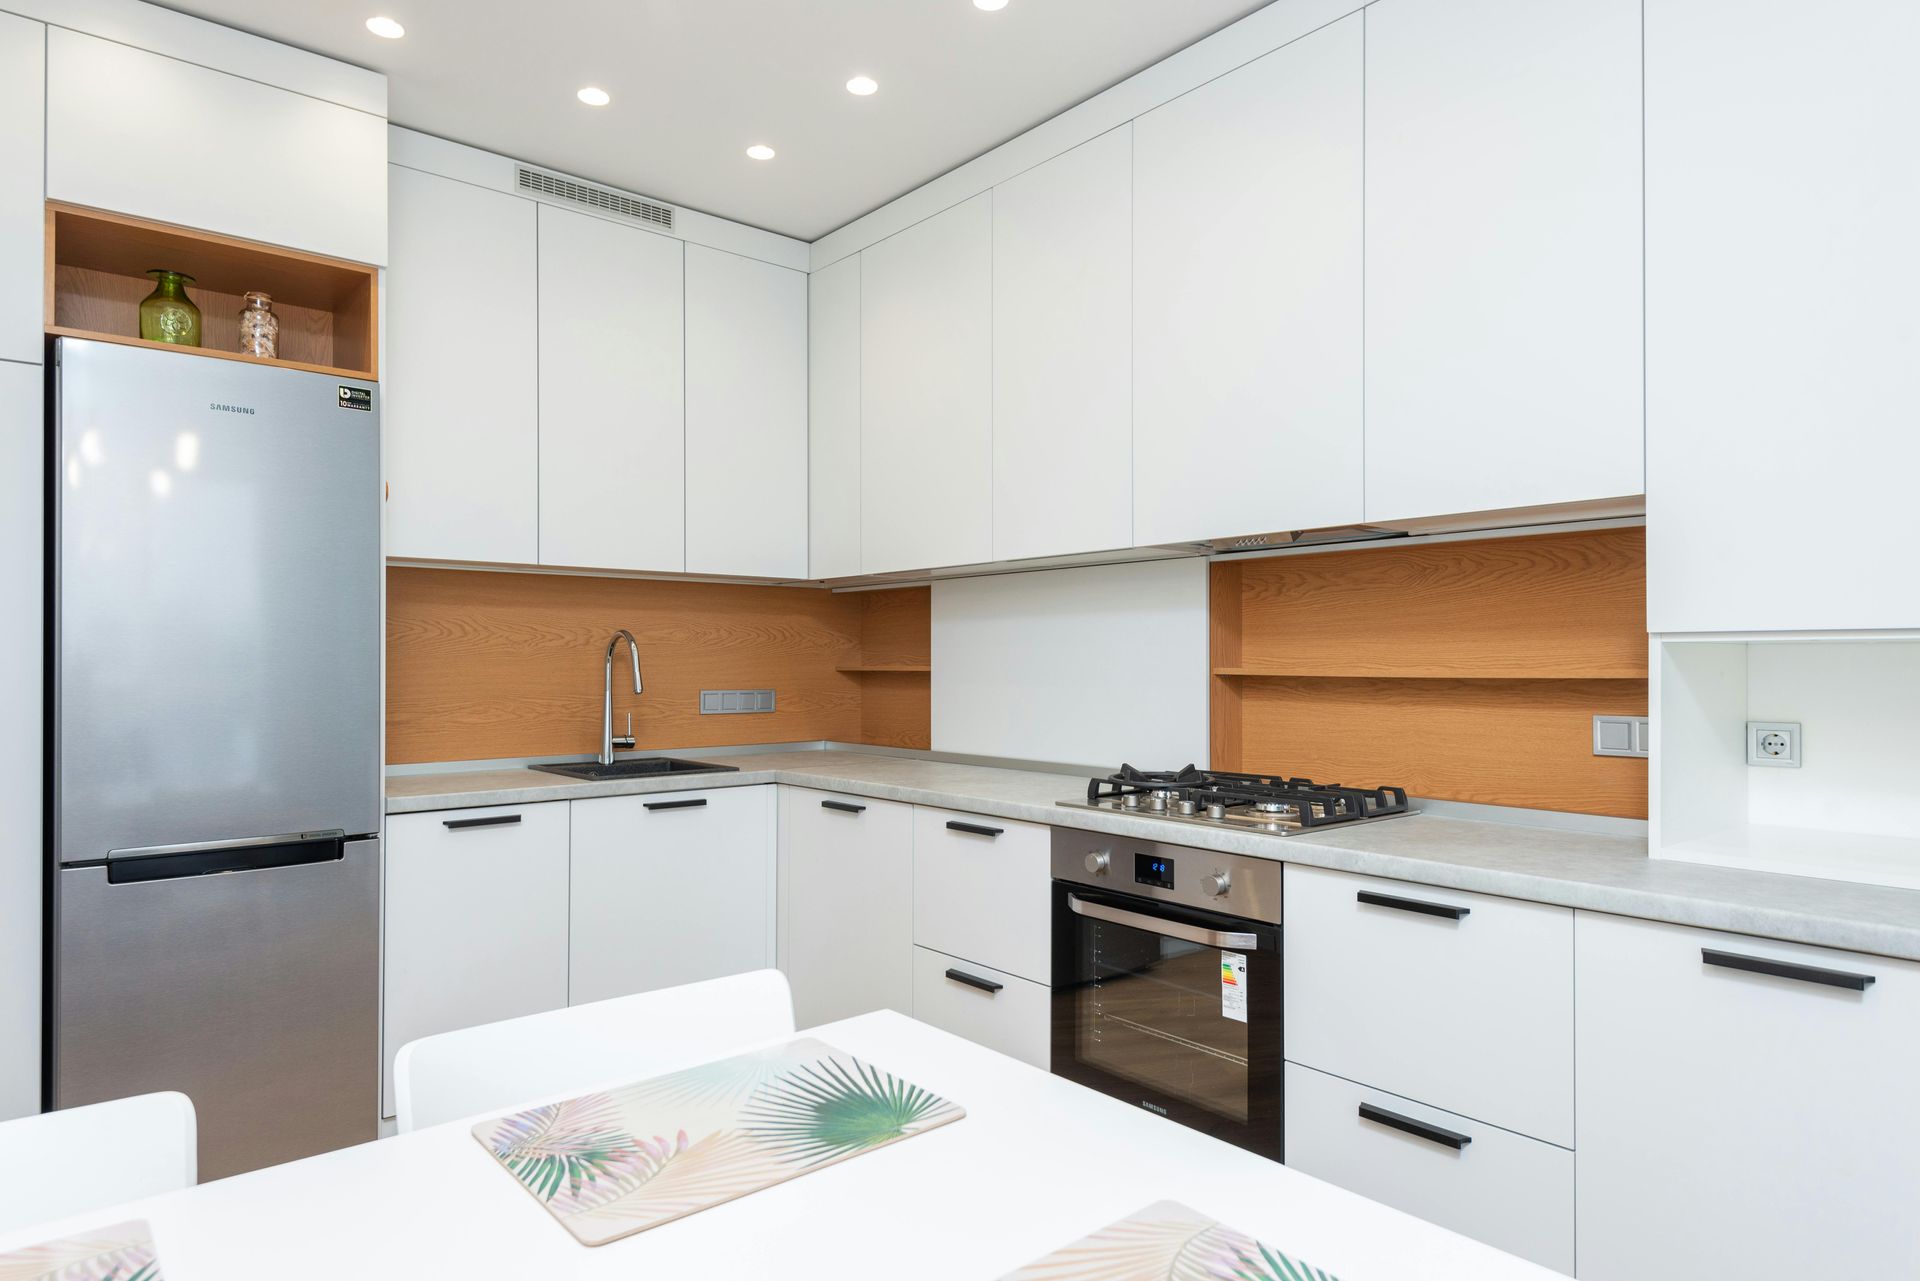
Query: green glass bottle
138,270,202,346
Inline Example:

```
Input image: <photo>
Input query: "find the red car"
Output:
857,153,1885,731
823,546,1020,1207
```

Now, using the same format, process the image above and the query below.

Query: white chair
394,968,796,1133
0,1091,197,1233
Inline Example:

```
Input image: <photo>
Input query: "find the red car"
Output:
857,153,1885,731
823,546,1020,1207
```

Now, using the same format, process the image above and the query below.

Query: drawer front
911,806,1050,982
911,947,1050,1069
382,803,571,1118
778,788,915,1028
1283,864,1572,1145
1285,1063,1574,1275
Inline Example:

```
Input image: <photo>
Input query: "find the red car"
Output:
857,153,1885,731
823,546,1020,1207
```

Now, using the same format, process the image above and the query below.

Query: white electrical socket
1747,721,1802,768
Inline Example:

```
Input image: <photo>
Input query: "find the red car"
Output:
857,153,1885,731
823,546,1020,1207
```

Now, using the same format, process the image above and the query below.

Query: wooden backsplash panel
1231,527,1647,678
860,586,931,667
857,587,931,749
388,569,935,764
1234,676,1649,817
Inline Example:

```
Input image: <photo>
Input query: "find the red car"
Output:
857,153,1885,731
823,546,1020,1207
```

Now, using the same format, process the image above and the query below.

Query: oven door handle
1067,894,1260,950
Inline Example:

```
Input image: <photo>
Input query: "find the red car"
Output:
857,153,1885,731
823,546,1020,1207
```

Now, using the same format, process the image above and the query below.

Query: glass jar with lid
237,291,279,360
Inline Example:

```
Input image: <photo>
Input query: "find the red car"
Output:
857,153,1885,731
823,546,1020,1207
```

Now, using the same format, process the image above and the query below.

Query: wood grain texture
388,571,932,763
1230,527,1646,678
1212,529,1648,816
46,201,377,376
849,586,931,749
1230,676,1649,817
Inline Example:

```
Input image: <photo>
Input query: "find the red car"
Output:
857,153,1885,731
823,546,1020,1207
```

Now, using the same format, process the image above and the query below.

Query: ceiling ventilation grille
516,166,674,230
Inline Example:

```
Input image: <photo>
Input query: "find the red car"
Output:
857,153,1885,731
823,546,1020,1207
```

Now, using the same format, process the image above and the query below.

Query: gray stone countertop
386,749,1920,961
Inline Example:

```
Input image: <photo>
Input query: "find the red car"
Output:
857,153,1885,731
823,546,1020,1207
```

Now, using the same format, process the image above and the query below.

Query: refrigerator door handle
105,835,346,885
108,829,349,861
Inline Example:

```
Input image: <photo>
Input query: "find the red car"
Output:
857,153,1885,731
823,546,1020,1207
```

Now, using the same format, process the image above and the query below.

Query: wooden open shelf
838,664,933,674
1211,527,1650,818
849,587,931,750
45,202,378,379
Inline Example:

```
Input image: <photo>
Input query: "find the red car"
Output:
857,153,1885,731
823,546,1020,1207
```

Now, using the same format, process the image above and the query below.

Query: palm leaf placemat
472,1036,964,1245
1002,1201,1341,1281
0,1220,162,1281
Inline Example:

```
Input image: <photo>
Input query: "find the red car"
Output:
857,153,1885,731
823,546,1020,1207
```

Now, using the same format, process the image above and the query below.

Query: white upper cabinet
46,29,386,265
1364,0,1643,525
1132,15,1363,546
385,166,539,565
860,193,994,575
991,127,1133,562
808,255,861,580
0,13,43,366
1646,0,1920,632
685,245,808,579
538,206,685,574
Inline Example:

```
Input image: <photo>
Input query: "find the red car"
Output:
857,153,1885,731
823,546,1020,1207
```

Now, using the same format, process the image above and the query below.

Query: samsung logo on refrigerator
210,403,255,415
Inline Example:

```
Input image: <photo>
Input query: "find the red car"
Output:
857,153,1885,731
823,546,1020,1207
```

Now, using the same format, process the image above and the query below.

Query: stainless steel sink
529,757,740,782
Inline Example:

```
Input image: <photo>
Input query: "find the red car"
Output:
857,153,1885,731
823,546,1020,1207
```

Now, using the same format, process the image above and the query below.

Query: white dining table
0,1011,1561,1279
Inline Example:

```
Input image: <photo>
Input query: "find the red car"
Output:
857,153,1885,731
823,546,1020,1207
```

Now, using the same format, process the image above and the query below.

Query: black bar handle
1358,1102,1472,1150
1702,948,1875,992
944,968,1004,994
821,800,867,814
443,814,523,830
946,821,1004,838
1358,890,1470,921
645,798,709,812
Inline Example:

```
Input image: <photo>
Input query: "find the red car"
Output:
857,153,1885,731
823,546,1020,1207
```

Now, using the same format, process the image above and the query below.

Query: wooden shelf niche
46,202,378,379
843,587,932,750
1211,527,1649,818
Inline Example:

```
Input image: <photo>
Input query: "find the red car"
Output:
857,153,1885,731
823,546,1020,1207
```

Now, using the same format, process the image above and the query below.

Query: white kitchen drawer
778,788,914,1028
1285,1063,1573,1275
1283,864,1572,1146
382,803,571,1118
911,806,1050,983
911,947,1050,1070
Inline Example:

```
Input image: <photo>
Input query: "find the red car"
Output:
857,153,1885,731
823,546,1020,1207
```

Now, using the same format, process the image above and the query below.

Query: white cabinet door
46,29,386,265
386,166,538,564
911,947,1051,1070
1285,1064,1574,1275
808,256,861,580
860,193,993,574
569,788,774,1007
1132,15,1362,546
0,13,43,366
0,359,42,1121
777,789,913,1028
1575,912,1920,1279
991,127,1132,562
685,245,807,579
1364,0,1642,524
911,807,1051,984
538,206,685,574
1646,0,1920,631
382,804,571,1118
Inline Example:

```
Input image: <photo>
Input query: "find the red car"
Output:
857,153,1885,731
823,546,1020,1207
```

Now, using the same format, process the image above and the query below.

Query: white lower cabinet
568,788,775,1006
1575,912,1920,1279
1285,1064,1573,1274
911,807,1051,984
911,947,1050,1070
777,788,914,1028
382,803,571,1118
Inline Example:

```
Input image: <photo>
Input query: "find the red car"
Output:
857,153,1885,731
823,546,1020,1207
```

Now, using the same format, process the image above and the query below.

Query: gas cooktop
1056,764,1412,836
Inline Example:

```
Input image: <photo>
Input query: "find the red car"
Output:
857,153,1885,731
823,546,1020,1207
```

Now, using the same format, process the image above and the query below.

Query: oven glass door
1050,882,1282,1160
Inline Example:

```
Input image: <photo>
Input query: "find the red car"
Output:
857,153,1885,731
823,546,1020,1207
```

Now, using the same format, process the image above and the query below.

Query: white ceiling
154,0,1272,242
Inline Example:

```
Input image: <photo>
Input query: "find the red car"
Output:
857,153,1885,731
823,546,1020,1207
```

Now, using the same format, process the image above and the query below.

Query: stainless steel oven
1050,830,1283,1160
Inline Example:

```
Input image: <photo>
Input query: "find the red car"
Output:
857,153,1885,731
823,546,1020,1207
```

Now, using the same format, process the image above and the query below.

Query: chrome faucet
601,629,643,765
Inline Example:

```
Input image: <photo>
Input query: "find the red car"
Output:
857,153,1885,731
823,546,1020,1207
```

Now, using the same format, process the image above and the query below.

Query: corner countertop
386,749,1920,962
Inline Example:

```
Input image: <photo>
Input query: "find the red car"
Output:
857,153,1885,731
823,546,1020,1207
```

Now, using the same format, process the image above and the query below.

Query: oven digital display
1135,852,1175,889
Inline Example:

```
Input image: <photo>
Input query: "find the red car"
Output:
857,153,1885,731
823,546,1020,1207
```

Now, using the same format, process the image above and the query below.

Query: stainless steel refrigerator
48,337,382,1180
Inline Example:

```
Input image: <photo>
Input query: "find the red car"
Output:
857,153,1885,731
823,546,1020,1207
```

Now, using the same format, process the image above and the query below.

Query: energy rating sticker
1220,950,1248,1023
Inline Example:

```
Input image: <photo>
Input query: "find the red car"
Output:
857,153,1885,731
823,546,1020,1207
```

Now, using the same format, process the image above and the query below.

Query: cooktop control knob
1085,850,1111,875
1202,870,1232,897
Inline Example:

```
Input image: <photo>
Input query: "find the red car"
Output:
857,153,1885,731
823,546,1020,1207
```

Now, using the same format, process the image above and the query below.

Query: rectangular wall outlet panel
700,689,775,715
1747,720,1802,768
1592,714,1650,758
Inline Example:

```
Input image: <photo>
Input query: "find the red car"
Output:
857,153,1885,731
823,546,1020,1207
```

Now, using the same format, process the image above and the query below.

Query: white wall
931,560,1209,768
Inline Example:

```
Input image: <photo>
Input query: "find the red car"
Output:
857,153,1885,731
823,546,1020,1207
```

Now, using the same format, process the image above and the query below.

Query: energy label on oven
1220,951,1248,1024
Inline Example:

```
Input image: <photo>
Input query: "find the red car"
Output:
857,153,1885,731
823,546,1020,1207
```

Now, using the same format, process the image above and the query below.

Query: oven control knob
1202,870,1232,898
1084,850,1111,875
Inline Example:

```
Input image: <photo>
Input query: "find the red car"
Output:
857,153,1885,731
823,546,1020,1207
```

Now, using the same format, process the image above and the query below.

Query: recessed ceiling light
846,75,879,96
973,0,1009,10
746,144,777,161
365,16,405,38
577,86,611,107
